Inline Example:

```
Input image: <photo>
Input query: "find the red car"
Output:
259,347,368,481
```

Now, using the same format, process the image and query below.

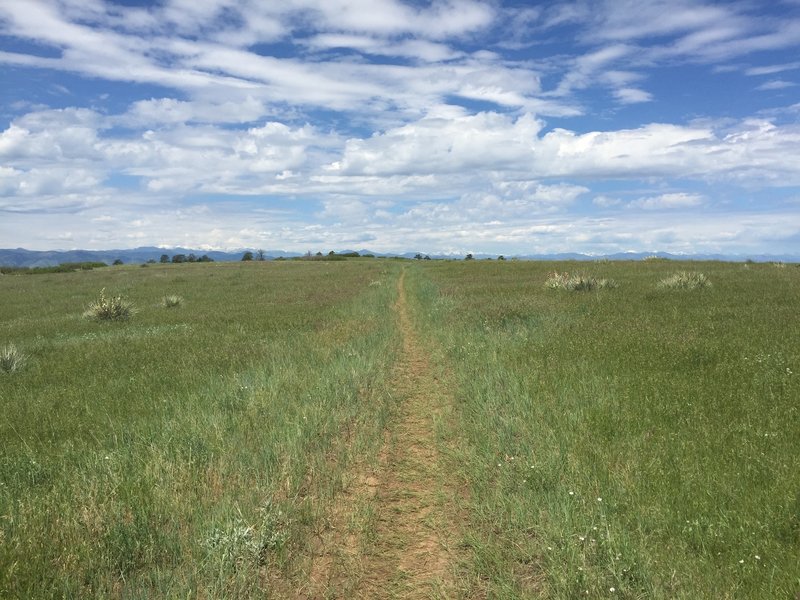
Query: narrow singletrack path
303,268,463,599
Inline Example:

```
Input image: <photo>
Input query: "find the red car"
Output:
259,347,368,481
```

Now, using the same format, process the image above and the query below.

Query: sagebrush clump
1,343,25,373
657,271,711,290
161,294,183,308
83,288,135,321
545,271,617,291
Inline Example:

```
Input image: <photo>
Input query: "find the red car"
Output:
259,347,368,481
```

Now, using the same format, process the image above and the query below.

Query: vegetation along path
304,267,464,599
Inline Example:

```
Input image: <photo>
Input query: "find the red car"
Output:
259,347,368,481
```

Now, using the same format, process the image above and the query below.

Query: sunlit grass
407,260,799,599
0,260,401,597
3,258,797,598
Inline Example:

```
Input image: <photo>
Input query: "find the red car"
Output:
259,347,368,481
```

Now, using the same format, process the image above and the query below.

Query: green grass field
1,259,798,598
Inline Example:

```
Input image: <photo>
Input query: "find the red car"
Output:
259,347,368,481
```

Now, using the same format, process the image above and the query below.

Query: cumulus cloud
331,112,545,176
329,112,800,184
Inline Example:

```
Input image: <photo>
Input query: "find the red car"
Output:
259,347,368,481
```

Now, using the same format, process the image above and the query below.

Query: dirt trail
303,268,462,599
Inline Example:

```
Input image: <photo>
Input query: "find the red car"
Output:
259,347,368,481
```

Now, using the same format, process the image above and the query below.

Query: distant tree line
0,261,108,275
160,254,214,264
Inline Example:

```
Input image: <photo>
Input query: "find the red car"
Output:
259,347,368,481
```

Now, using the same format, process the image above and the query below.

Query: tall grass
407,260,799,599
83,288,136,321
1,342,25,373
0,261,401,597
545,271,618,291
657,271,712,290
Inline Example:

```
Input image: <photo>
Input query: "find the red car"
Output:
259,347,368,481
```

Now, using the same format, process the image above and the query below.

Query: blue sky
1,0,799,255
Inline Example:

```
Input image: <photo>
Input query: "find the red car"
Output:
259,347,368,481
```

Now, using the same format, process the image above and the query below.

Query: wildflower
755,555,761,560
597,497,602,502
569,491,575,496
610,587,615,592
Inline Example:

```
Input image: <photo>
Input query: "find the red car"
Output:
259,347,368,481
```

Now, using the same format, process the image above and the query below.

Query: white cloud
630,192,705,210
330,113,800,184
614,87,653,104
593,195,622,207
746,61,800,76
590,1,734,42
756,79,796,91
331,113,545,176
1,1,799,256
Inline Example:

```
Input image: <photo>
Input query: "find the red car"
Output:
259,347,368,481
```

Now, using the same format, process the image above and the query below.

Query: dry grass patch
83,288,136,321
545,271,618,291
1,343,25,373
161,294,183,308
657,271,711,290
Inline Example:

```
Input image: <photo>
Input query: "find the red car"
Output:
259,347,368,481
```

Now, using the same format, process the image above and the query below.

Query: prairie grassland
406,260,799,599
0,260,401,597
2,259,798,599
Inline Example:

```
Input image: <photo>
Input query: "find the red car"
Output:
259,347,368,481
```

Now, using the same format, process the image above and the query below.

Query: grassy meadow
1,260,402,597
407,260,799,598
1,258,798,598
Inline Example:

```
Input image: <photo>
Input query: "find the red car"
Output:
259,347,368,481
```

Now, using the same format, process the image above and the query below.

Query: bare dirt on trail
301,268,464,599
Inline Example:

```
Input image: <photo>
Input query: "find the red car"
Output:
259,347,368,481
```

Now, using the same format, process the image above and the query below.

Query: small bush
657,271,711,290
1,343,25,373
161,294,183,308
83,288,135,321
545,272,618,291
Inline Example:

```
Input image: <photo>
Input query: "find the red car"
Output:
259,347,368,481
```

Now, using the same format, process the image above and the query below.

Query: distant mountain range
0,247,797,268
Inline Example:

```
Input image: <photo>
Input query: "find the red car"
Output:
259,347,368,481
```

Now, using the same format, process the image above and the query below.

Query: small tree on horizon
242,251,254,261
160,254,169,264
256,249,266,261
465,253,474,261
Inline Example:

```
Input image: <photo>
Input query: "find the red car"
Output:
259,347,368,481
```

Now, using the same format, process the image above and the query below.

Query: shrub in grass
545,271,618,291
161,294,183,308
1,343,25,373
657,271,712,290
83,288,135,321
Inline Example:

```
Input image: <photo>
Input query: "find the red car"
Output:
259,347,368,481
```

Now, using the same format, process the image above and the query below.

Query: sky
1,0,799,256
